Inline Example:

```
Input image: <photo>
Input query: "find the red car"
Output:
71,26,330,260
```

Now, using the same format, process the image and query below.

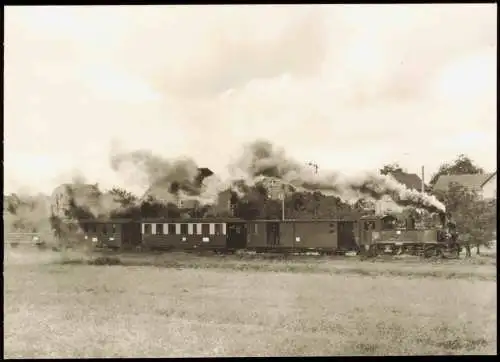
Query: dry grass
3,247,497,357
58,249,497,281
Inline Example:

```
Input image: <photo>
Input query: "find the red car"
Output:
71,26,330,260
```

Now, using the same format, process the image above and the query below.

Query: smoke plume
229,140,446,213
105,139,445,215
111,149,207,202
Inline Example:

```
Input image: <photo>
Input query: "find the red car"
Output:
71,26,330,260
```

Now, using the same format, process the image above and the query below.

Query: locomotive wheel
367,246,374,257
423,246,435,258
360,246,371,258
436,248,445,258
391,246,401,256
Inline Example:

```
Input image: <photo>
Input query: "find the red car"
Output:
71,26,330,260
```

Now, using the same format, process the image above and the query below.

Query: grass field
4,247,497,357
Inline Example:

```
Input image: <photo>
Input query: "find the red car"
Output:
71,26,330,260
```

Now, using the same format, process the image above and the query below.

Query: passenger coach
140,217,361,254
79,218,141,250
140,218,247,252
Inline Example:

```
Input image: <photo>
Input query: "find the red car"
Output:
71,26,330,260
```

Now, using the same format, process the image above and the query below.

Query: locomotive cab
381,214,396,231
378,213,417,231
360,212,438,255
358,210,460,258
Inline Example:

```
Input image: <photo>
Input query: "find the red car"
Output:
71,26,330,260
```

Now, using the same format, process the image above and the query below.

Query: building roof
387,171,423,191
433,172,496,192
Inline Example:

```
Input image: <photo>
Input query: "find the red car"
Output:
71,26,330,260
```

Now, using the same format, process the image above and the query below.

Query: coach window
156,224,164,235
201,223,210,236
192,224,198,235
382,216,397,231
82,224,88,233
253,223,259,235
102,224,108,235
144,224,152,235
111,224,117,234
168,224,176,235
180,223,188,235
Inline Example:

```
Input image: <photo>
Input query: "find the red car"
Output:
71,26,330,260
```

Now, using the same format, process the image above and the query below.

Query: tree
435,182,496,256
230,186,266,220
5,193,51,234
109,187,138,207
380,163,404,175
137,196,181,219
429,154,485,187
283,192,315,219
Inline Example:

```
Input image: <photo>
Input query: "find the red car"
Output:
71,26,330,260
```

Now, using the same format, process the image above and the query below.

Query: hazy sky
4,4,497,195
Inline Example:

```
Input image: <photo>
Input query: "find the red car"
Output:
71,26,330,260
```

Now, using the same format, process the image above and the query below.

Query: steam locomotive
55,212,459,258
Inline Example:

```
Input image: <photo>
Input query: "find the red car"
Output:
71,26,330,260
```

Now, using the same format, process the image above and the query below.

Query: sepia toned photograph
3,4,497,357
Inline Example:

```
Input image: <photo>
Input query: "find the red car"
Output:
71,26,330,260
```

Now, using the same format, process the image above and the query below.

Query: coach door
266,222,280,246
338,221,357,251
227,223,247,250
122,222,141,247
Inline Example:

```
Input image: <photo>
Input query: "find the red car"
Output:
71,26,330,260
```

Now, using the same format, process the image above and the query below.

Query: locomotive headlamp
32,236,39,241
202,237,209,242
295,237,301,242
182,237,187,242
92,237,98,243
109,237,115,241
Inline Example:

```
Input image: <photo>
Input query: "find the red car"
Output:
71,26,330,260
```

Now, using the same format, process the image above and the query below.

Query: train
55,212,460,258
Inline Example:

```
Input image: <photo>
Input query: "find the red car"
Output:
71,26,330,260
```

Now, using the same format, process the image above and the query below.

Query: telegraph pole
281,185,285,221
421,165,425,193
270,179,285,221
307,162,319,217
